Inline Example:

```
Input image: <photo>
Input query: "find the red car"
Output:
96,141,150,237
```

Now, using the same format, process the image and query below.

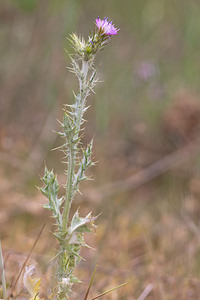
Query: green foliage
14,0,39,12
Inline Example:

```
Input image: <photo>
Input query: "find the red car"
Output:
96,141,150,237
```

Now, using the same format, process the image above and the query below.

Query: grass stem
0,241,7,300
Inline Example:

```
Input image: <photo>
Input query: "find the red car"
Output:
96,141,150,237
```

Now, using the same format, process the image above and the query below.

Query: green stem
57,60,90,297
75,60,89,135
62,60,89,232
62,142,75,232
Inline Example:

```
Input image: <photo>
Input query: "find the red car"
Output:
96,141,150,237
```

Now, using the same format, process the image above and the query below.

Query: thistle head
69,17,119,61
95,17,119,36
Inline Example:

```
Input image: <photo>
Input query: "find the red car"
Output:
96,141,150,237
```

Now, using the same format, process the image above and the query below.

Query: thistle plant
40,18,119,299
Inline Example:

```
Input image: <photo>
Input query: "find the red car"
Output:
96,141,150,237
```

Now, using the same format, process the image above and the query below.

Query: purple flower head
95,17,119,36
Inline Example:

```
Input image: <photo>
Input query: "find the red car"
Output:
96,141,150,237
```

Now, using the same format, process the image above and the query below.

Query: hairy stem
62,143,75,233
58,60,90,292
62,60,89,232
75,60,89,136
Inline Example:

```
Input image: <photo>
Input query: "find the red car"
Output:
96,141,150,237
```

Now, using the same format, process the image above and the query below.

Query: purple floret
95,17,119,36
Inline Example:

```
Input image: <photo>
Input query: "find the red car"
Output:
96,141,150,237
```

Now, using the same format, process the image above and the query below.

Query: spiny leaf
69,211,97,235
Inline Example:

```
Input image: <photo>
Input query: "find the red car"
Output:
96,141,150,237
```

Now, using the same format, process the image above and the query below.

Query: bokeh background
1,0,200,299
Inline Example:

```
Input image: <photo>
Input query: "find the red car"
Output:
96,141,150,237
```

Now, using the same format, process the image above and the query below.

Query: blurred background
1,0,200,299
